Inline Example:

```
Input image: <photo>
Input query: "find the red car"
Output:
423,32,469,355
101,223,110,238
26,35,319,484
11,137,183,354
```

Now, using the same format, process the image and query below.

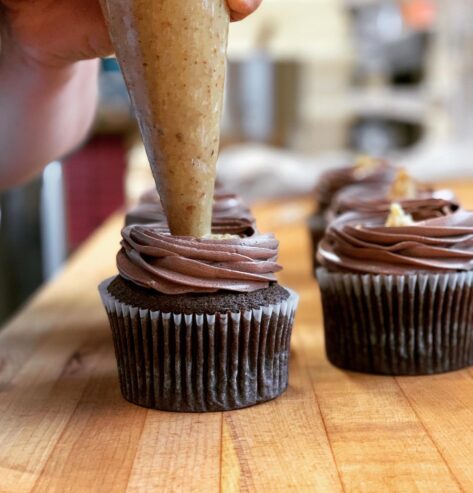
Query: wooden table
1,182,473,493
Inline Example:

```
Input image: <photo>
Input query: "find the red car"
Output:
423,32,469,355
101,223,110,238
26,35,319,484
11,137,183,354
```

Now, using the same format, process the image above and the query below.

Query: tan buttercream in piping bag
101,0,229,236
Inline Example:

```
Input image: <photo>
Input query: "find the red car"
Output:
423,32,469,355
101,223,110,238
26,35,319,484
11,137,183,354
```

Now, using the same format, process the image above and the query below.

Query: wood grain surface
1,182,472,493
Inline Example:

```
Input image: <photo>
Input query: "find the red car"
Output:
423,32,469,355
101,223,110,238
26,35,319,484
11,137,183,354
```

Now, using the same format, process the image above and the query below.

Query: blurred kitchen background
2,0,473,323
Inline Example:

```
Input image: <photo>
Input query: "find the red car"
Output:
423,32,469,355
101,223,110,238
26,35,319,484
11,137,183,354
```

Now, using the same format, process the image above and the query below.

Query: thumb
228,0,262,21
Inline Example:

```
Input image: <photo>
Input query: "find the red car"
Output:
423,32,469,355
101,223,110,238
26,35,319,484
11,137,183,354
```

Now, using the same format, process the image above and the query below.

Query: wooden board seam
219,413,224,493
394,378,466,493
27,371,88,490
123,410,149,491
306,365,346,493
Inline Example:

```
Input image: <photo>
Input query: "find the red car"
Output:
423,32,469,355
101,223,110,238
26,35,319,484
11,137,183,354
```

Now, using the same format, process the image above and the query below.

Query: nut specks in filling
102,0,230,237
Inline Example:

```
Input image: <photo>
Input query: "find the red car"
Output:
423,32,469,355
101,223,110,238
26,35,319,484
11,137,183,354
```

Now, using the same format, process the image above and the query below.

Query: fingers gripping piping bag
101,0,229,237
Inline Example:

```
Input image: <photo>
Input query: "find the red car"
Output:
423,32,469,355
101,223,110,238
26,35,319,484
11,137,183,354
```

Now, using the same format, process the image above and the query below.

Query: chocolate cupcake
126,189,256,237
309,156,397,273
99,225,299,412
317,201,473,375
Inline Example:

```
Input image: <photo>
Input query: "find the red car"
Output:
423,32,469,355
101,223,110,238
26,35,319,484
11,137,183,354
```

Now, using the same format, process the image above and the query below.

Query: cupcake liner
308,213,327,273
317,268,473,375
99,278,299,412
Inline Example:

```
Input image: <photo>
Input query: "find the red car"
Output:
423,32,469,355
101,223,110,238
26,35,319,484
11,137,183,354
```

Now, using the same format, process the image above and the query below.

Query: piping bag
101,0,230,236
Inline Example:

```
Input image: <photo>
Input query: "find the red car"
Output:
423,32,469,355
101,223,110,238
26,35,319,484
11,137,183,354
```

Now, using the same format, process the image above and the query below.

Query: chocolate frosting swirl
330,183,458,218
314,159,396,212
126,190,256,236
117,225,282,294
318,201,473,274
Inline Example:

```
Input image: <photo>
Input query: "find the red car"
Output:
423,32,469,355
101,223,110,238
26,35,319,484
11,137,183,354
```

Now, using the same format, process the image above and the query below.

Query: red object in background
63,135,126,250
401,0,436,31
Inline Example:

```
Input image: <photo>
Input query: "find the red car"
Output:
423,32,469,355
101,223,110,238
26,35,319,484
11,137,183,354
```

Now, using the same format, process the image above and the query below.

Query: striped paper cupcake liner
99,278,299,412
317,268,473,375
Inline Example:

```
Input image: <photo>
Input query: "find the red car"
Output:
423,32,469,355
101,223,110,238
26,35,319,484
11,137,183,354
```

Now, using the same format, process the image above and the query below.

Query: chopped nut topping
385,203,415,227
388,168,417,200
203,233,237,240
353,155,380,178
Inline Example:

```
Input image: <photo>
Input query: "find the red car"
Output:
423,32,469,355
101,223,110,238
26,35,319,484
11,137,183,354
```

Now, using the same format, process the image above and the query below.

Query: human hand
0,0,262,68
229,0,263,21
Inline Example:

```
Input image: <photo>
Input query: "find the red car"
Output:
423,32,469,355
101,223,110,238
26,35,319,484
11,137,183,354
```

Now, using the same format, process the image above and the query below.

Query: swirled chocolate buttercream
126,189,256,236
117,225,281,294
318,201,473,274
314,157,397,212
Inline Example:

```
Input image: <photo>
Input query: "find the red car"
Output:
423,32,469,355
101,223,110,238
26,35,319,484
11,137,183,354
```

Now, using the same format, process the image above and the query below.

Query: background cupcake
126,188,257,237
317,201,473,375
99,224,299,412
329,168,458,219
308,155,397,272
